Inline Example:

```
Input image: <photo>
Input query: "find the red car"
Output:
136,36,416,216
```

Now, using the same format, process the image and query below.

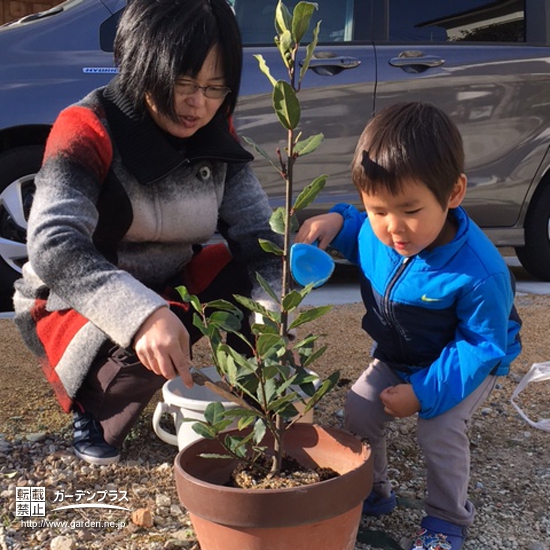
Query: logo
82,67,119,74
421,294,443,303
16,486,129,532
16,486,131,516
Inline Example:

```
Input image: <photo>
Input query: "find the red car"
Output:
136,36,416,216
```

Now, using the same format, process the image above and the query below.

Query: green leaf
299,19,321,83
204,401,226,425
293,174,327,212
275,401,301,420
216,347,239,385
302,371,340,413
291,376,317,398
298,282,316,297
241,135,280,172
238,414,257,431
289,305,332,329
267,391,300,414
223,408,258,420
208,311,242,332
174,285,201,312
259,238,284,256
251,321,279,336
276,29,294,70
174,284,190,302
275,372,298,395
234,294,280,323
256,272,281,304
303,344,328,368
254,54,277,87
294,133,324,157
225,434,249,459
222,344,258,374
259,376,278,405
256,333,285,358
282,289,305,312
293,333,321,350
199,452,233,460
191,423,217,439
192,313,211,338
292,1,318,45
204,299,243,316
252,418,267,444
272,80,300,130
270,206,299,235
275,0,292,35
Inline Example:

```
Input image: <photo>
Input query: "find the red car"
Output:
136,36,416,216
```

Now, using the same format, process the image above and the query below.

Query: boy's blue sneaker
361,490,397,516
409,516,467,549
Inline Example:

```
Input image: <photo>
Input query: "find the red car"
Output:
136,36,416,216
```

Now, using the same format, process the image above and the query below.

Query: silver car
1,0,550,311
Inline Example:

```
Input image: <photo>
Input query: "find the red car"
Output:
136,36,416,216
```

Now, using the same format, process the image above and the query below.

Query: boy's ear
448,174,467,208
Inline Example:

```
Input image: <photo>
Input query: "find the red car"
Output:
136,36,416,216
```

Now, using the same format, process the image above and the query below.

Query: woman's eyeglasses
175,80,231,99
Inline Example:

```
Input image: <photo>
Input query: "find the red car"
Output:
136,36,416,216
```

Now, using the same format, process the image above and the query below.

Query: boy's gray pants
345,359,497,527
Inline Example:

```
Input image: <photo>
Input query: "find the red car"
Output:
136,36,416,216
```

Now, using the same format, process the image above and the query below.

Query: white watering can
152,366,317,450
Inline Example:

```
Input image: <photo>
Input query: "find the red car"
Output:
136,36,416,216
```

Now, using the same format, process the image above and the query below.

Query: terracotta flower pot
174,423,373,550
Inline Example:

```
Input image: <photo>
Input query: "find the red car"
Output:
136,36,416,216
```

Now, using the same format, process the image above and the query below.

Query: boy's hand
380,384,420,418
295,213,344,250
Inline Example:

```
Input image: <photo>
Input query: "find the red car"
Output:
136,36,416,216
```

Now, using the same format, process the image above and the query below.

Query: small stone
132,507,154,528
156,494,171,507
26,432,47,443
170,504,183,517
171,529,196,541
153,515,167,527
50,535,76,550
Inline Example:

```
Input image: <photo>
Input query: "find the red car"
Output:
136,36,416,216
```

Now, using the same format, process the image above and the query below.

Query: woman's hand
133,307,194,388
295,213,344,250
380,384,420,418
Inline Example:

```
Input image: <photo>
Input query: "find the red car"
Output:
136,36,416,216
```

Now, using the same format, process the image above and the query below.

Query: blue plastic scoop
290,242,335,288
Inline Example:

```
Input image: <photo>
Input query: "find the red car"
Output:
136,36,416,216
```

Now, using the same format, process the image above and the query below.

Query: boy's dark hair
351,102,465,208
114,0,242,121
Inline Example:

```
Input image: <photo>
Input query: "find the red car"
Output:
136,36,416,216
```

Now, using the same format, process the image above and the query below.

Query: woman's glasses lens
177,82,231,99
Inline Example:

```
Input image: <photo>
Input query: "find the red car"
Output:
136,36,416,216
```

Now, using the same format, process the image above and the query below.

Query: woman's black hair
351,102,465,208
114,0,242,121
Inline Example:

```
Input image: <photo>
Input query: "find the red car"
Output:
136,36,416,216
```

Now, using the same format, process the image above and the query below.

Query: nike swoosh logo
421,294,443,302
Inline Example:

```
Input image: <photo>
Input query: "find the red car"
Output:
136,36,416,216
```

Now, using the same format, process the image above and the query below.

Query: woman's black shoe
72,411,120,465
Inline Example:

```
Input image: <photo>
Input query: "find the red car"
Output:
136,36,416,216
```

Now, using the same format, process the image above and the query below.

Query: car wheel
0,145,43,312
515,182,550,281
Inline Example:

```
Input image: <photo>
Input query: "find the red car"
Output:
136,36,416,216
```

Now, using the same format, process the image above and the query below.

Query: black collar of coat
101,77,253,185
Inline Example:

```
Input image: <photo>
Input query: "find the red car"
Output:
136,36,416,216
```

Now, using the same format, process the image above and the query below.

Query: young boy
296,102,522,549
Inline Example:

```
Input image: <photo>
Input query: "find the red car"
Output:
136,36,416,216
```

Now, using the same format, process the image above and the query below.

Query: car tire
0,145,44,312
515,182,550,281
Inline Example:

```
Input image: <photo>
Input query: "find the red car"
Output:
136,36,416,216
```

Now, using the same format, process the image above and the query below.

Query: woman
13,0,281,465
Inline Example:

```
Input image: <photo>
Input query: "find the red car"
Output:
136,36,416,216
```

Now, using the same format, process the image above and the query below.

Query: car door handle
389,52,445,73
300,55,361,76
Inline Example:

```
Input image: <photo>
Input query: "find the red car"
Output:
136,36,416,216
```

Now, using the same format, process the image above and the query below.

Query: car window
232,0,357,44
388,0,525,43
99,8,124,52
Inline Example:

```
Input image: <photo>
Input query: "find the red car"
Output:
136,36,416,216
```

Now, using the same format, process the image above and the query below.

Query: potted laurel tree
173,2,372,549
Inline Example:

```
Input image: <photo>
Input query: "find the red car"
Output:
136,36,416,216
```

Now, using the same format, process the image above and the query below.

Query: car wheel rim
0,174,35,273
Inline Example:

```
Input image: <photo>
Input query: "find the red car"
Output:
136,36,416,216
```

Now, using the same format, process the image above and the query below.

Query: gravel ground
1,290,549,550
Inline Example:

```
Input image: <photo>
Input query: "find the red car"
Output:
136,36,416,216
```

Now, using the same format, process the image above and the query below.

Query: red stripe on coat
182,243,232,295
43,105,113,182
32,299,89,412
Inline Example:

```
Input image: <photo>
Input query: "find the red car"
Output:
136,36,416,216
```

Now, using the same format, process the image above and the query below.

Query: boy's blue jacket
330,203,522,418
